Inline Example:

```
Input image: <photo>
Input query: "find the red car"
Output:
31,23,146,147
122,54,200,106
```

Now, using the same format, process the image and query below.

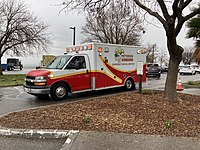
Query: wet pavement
0,85,131,116
0,136,65,150
1,73,200,116
180,88,200,95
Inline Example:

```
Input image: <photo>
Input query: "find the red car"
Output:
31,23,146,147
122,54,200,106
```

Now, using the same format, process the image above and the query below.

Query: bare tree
62,0,200,100
81,1,143,45
182,47,195,65
0,0,51,75
146,43,159,63
159,49,169,69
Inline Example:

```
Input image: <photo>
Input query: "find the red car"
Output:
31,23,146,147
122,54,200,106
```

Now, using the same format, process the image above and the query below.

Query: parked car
146,63,161,77
179,65,196,75
191,64,200,74
178,65,185,71
161,64,168,73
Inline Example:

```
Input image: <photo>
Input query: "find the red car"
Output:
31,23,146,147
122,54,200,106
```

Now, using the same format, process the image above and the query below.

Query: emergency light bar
137,49,146,54
66,44,92,53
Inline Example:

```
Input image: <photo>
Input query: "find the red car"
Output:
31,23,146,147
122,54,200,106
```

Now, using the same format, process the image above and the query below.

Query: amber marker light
34,82,46,86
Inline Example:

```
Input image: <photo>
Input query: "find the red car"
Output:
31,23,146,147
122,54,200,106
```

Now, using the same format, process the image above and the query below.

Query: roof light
66,48,70,52
88,44,92,50
137,49,146,54
98,47,102,53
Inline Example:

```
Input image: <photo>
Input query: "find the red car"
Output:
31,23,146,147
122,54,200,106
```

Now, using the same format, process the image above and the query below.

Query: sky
2,0,196,67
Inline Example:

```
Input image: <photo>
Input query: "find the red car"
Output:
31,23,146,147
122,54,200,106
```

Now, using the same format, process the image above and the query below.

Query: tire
51,83,68,100
124,79,134,90
157,73,161,77
7,66,10,71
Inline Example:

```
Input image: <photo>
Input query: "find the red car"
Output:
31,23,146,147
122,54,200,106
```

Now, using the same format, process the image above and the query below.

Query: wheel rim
126,80,132,89
55,86,66,98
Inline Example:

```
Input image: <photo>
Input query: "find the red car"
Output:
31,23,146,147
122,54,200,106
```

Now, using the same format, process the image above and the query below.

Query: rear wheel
51,83,68,100
124,79,134,90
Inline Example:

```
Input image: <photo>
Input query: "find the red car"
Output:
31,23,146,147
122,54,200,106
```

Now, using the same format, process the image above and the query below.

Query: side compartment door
65,55,91,91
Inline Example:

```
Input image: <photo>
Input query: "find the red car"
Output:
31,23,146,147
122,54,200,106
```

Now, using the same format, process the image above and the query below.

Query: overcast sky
2,0,195,67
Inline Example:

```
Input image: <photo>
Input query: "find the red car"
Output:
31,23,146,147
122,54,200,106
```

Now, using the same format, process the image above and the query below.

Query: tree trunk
164,56,179,100
164,38,183,100
0,58,3,75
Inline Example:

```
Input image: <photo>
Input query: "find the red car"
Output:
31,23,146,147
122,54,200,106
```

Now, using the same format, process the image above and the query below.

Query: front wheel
51,83,68,100
124,79,134,90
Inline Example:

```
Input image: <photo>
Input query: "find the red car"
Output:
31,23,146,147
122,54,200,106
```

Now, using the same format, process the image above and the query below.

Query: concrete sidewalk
61,131,200,150
0,127,199,150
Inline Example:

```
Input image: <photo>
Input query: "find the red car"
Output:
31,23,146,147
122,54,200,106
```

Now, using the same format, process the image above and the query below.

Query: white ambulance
23,42,147,100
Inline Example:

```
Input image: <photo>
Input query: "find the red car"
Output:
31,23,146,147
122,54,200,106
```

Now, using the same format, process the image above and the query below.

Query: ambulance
23,42,147,100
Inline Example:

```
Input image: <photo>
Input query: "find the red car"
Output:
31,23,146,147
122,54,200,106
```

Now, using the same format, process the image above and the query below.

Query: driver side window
65,56,86,70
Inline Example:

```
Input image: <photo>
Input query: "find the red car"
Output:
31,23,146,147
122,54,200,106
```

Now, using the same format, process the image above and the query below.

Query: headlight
34,76,46,82
35,76,46,80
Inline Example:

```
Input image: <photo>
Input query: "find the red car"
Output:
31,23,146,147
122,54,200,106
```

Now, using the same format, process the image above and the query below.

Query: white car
179,65,196,75
191,64,200,74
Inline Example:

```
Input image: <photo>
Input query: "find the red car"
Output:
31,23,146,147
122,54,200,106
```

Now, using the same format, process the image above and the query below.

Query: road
1,72,200,116
145,73,200,95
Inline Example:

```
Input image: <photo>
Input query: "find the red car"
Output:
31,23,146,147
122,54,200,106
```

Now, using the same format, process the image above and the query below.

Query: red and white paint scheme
23,42,147,100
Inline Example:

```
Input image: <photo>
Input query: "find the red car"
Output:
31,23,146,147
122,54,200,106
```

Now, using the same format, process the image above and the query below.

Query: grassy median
183,80,200,88
0,74,26,87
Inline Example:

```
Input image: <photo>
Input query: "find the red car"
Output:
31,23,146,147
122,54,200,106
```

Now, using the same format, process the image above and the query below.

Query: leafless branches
81,0,143,45
0,0,51,58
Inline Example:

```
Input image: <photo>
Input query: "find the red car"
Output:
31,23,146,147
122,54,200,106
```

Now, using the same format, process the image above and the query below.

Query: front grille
26,81,34,86
25,76,35,86
26,76,35,80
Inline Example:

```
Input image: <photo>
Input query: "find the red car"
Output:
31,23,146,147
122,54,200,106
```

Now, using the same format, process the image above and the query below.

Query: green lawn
0,74,26,87
184,80,200,88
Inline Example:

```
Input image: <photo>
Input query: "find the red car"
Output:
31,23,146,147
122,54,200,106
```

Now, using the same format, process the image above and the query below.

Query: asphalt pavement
0,136,65,150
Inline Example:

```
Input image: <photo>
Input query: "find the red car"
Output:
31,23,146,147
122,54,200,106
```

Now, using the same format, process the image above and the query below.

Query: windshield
46,55,71,69
147,64,159,67
181,66,190,68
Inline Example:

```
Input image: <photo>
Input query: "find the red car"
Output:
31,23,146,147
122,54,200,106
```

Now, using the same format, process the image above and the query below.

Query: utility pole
70,26,76,45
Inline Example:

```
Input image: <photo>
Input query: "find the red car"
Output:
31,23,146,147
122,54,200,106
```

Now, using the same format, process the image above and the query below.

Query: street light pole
70,26,76,45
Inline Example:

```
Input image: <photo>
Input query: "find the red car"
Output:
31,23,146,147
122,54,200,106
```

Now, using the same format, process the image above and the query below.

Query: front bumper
23,84,51,95
146,71,160,75
179,71,193,74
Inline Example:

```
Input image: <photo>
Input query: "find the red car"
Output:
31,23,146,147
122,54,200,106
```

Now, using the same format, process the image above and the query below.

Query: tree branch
133,0,166,29
172,0,180,17
182,0,193,10
175,7,200,36
157,0,170,20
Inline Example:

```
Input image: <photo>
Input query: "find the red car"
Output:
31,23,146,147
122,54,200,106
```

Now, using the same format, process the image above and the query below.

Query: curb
60,130,80,150
0,127,79,139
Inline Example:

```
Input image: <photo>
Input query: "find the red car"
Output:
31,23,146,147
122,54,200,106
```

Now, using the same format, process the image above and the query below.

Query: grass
187,81,200,86
0,74,25,87
184,81,200,88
